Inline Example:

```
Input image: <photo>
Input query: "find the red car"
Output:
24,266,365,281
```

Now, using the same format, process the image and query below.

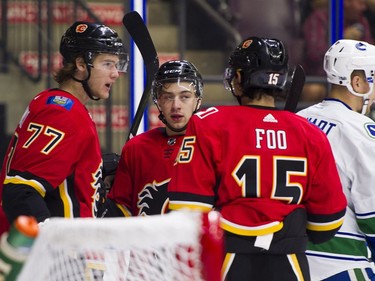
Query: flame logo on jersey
92,161,104,217
76,24,88,33
137,179,169,216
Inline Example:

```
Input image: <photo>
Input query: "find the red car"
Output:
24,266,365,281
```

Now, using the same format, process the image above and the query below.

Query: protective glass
92,53,129,73
154,79,199,104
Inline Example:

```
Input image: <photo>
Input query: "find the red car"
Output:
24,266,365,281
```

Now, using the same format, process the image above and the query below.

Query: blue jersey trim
324,98,352,110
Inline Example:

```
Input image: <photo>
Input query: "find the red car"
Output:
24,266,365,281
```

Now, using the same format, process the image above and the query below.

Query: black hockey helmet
60,21,128,71
151,60,203,103
224,36,288,94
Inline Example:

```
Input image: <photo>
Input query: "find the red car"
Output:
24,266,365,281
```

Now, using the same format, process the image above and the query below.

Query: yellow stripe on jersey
116,203,132,217
58,180,73,218
168,201,212,212
4,175,46,197
220,217,283,236
287,254,304,281
222,253,235,280
307,217,344,232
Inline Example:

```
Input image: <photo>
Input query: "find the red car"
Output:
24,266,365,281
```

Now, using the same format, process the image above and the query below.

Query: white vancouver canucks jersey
298,98,375,280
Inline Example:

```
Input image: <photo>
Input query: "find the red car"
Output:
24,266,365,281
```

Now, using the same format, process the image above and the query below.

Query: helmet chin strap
72,66,100,101
346,82,373,114
228,82,242,105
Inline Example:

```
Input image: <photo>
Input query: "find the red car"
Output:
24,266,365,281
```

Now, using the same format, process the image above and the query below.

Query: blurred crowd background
0,0,374,160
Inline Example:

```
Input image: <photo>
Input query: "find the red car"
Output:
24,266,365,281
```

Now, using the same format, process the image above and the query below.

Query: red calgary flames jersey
169,106,346,237
108,128,184,216
0,89,103,219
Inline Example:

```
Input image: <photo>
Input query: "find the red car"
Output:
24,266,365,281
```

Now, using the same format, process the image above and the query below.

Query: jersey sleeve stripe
307,217,344,232
116,203,132,217
220,217,284,236
4,175,46,197
168,200,213,212
58,180,73,218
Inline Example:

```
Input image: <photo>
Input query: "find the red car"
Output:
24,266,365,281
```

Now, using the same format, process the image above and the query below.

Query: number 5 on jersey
177,136,196,163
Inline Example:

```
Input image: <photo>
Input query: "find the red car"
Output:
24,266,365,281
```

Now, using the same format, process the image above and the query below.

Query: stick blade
122,11,158,66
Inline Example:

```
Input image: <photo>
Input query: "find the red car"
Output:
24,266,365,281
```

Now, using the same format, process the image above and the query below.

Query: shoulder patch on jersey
46,96,74,110
364,123,375,138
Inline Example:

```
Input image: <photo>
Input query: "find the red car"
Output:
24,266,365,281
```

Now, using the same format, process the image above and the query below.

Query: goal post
17,211,224,281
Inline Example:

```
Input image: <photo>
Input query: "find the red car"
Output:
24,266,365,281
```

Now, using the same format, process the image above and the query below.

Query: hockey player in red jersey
103,60,203,216
0,21,128,225
168,37,347,281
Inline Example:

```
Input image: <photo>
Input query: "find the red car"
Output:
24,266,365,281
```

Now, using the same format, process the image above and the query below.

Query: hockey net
17,211,223,281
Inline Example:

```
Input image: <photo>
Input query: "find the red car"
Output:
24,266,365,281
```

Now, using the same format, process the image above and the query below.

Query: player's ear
75,57,86,71
235,70,242,84
196,97,202,110
351,74,366,94
232,71,244,97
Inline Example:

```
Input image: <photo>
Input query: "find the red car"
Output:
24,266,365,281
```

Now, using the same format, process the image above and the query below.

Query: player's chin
170,122,187,131
96,90,110,100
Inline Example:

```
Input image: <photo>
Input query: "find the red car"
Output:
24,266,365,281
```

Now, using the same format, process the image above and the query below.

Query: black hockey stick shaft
284,65,305,112
123,11,159,141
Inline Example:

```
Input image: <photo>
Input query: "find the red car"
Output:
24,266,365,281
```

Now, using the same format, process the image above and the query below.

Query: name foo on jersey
255,128,287,150
256,113,287,150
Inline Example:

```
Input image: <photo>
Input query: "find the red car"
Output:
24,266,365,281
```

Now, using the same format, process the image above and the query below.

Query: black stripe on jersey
8,169,54,192
168,191,216,206
307,208,346,244
45,173,81,218
307,209,346,224
225,208,309,254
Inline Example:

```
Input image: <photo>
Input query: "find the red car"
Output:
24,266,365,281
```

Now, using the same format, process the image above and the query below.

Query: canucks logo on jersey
364,123,375,138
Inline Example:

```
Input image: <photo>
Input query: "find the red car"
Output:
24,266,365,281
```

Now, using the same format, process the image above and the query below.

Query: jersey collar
323,98,353,111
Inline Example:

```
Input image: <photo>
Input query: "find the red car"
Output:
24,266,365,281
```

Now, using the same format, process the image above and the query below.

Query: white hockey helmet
324,39,375,114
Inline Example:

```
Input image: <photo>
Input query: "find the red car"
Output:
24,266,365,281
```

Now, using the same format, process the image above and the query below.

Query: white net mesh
17,212,213,281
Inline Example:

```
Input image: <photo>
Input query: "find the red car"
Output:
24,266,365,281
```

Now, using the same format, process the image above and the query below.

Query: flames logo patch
76,24,88,33
242,39,253,49
137,179,169,216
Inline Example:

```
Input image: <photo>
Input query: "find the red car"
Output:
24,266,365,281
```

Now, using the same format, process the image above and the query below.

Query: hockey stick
123,11,159,141
284,65,305,112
